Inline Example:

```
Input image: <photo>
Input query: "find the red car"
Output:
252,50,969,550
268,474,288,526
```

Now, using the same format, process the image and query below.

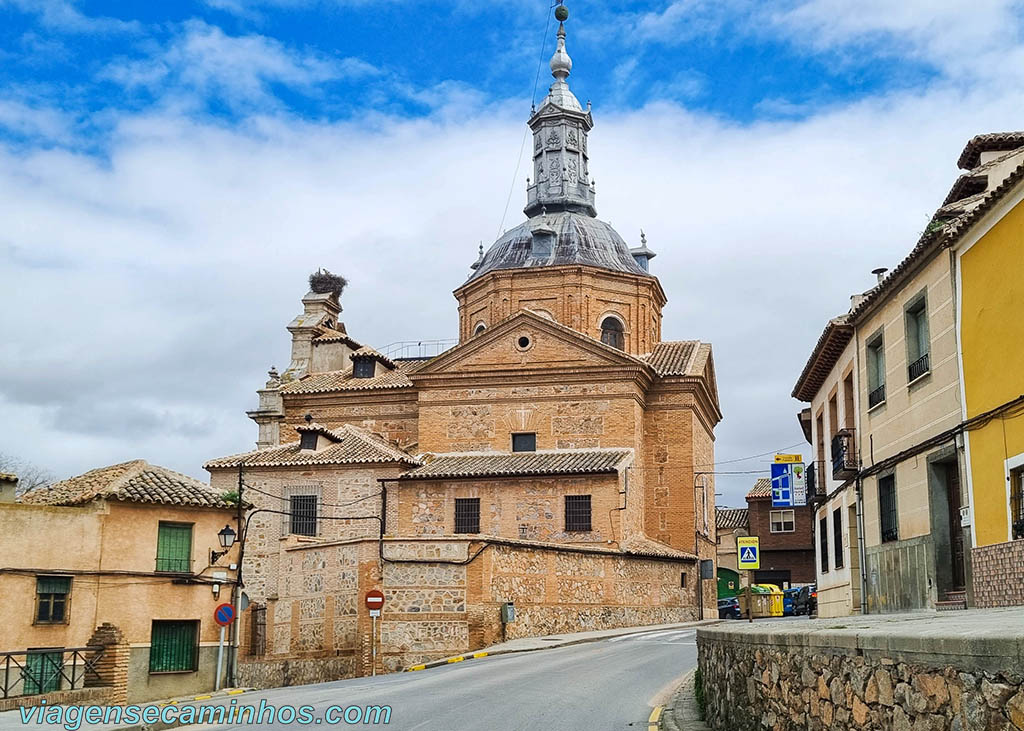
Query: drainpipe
855,476,868,615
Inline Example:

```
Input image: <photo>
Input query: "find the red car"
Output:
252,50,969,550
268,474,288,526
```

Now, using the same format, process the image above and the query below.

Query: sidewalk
405,619,721,672
660,670,710,731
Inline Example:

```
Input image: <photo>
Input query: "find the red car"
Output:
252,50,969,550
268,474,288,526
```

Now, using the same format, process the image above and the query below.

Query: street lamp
210,524,237,565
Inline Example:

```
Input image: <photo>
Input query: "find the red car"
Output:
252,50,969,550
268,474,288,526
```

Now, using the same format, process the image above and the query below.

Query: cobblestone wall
698,617,1024,731
971,540,1024,608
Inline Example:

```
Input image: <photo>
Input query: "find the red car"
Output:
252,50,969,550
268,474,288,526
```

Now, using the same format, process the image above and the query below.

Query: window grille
155,523,193,573
289,495,318,537
353,358,375,378
512,433,536,452
454,498,480,534
879,475,899,543
565,495,592,532
250,604,267,657
1011,468,1024,540
819,515,829,573
299,431,318,450
149,621,198,673
35,576,71,624
833,509,844,569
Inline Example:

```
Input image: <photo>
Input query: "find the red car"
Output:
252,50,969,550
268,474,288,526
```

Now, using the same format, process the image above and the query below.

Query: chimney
872,267,888,284
0,473,18,504
281,270,346,382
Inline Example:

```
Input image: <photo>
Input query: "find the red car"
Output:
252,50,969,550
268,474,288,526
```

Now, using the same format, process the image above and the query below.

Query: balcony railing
868,383,886,409
806,462,817,496
831,430,858,481
0,646,105,699
908,353,930,382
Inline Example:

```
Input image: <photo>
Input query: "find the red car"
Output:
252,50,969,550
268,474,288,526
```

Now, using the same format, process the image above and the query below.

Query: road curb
111,687,254,731
659,669,711,731
404,620,720,673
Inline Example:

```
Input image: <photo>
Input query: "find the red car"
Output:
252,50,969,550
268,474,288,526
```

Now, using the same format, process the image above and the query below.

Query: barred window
1011,467,1024,541
149,620,198,673
155,522,192,573
565,495,592,532
35,576,71,624
290,494,318,537
833,508,844,569
454,498,480,534
770,509,795,533
299,431,318,450
353,358,375,379
879,475,899,543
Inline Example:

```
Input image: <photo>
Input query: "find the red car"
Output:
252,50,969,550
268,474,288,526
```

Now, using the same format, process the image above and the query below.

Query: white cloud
0,99,72,140
4,71,1024,507
102,21,380,111
0,0,140,34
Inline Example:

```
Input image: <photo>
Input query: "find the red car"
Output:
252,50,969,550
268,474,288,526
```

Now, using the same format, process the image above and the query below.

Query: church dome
467,211,650,282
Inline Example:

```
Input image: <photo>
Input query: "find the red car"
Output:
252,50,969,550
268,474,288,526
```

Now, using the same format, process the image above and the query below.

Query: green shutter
149,621,198,673
23,652,62,694
156,523,193,572
36,576,71,594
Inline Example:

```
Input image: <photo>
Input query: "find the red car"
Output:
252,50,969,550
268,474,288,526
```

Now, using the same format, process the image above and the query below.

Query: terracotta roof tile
620,534,697,560
400,449,633,480
351,346,396,369
205,424,420,469
642,341,699,376
716,507,749,531
281,368,413,395
21,460,233,508
957,131,1024,170
792,315,854,401
746,478,772,500
0,473,17,482
312,329,361,347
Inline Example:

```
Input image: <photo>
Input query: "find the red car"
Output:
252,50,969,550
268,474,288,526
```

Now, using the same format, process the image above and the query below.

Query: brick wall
971,540,1024,608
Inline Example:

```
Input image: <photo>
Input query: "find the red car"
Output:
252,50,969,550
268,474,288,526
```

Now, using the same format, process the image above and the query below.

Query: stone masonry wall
971,540,1024,608
698,613,1024,731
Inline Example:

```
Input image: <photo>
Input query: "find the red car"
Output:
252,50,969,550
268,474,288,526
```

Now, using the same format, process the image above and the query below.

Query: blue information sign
771,463,793,507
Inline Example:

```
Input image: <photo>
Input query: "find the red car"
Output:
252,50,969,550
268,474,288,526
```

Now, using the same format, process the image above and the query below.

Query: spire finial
550,5,572,82
641,230,647,245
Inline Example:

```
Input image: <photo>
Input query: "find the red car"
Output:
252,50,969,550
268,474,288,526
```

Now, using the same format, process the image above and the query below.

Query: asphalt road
188,627,698,731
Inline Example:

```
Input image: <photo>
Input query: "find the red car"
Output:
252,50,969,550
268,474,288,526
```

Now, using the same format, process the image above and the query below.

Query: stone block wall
972,540,1024,608
697,614,1024,731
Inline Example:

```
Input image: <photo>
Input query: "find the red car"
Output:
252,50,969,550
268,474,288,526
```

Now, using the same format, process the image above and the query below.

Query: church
205,7,721,687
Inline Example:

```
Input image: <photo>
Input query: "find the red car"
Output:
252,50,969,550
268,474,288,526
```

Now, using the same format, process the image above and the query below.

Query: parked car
718,597,742,619
793,585,817,615
783,588,800,616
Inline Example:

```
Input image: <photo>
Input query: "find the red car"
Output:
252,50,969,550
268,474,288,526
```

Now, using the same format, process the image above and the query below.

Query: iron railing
879,476,899,543
0,646,105,699
831,430,858,481
908,353,930,382
1011,478,1024,541
868,384,886,409
806,462,817,496
381,340,457,360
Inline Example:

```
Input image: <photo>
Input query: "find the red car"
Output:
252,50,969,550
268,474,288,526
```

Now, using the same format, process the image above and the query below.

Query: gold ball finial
555,4,569,22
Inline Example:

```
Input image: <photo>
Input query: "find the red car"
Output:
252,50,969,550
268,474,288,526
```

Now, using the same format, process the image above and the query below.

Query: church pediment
411,310,649,377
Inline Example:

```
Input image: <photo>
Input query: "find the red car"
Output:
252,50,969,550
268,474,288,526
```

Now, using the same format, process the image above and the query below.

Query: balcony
908,353,930,383
806,462,817,496
831,430,858,481
868,383,886,409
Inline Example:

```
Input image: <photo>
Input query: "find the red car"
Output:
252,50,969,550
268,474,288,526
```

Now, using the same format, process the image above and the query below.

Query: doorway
945,463,965,590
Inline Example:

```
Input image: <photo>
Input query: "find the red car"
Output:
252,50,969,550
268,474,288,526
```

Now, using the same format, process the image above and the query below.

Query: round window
517,335,531,350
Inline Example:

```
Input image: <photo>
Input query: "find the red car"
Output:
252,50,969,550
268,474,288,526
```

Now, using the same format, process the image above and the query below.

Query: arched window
600,317,624,350
474,323,486,336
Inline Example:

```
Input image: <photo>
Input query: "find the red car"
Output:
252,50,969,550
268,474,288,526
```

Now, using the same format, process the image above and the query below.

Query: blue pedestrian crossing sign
737,537,760,570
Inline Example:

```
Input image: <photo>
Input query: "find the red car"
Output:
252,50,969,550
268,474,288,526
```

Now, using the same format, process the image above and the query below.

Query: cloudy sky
2,0,1023,506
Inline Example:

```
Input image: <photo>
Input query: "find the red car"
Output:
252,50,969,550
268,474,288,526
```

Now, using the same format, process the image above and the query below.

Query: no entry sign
214,603,236,626
365,589,385,611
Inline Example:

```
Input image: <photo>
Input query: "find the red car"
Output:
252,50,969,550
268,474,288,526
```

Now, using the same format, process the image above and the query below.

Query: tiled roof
716,507,749,531
643,341,699,376
746,478,772,500
620,535,697,560
791,315,854,401
281,368,413,394
400,449,633,480
351,346,396,369
0,472,17,482
312,329,361,347
957,131,1024,170
205,423,420,469
21,460,234,509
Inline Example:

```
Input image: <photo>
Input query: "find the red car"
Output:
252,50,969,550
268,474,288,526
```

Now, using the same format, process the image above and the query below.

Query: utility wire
496,1,558,238
242,481,382,510
693,441,808,469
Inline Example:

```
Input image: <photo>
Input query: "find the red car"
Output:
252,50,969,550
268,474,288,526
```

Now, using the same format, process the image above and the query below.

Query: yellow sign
774,454,803,464
737,537,760,570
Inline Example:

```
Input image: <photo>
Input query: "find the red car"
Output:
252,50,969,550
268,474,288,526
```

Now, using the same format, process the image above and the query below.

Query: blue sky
3,0,1024,506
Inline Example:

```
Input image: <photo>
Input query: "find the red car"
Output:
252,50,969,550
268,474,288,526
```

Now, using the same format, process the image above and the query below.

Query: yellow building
4,460,240,704
950,133,1024,608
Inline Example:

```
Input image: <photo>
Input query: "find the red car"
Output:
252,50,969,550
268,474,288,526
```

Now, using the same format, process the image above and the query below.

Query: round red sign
365,589,385,609
214,602,236,626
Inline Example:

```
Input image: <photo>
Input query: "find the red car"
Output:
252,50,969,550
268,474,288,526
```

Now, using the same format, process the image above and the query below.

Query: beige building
207,12,721,686
714,507,747,573
4,461,239,704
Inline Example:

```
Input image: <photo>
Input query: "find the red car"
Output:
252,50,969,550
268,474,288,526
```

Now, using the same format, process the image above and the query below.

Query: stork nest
309,269,347,296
